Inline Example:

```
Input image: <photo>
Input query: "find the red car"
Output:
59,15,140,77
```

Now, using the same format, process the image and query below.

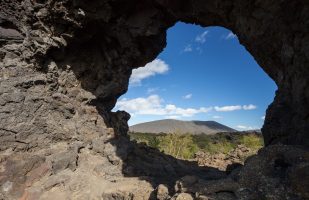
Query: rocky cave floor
1,138,308,200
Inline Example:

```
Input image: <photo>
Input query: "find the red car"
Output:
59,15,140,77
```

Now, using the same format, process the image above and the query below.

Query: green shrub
240,134,264,150
129,132,263,159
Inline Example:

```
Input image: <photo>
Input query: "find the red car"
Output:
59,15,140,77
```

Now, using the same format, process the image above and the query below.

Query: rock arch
0,0,309,199
8,0,306,146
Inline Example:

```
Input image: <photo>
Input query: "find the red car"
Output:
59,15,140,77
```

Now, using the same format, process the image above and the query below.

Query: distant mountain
129,119,236,135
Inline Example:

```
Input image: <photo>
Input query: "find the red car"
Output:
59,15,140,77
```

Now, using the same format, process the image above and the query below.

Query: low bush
129,131,263,159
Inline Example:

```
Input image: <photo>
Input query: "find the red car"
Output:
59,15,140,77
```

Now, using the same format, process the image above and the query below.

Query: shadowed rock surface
130,119,236,135
0,0,309,199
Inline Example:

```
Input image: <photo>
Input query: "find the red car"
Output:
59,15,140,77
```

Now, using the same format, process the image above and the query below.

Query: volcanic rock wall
0,0,309,199
0,0,309,145
1,0,308,147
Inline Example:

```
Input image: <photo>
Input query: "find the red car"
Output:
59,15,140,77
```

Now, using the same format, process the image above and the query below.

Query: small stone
1,181,13,192
93,164,106,177
50,151,78,173
92,139,105,154
176,193,193,200
157,184,169,200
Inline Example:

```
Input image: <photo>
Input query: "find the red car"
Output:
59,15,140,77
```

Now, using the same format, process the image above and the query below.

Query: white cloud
195,31,209,43
214,104,257,112
116,95,164,115
165,104,212,117
243,104,257,110
183,94,192,99
261,116,265,120
183,45,203,54
183,44,193,52
236,125,258,130
212,115,222,119
147,87,159,94
130,59,169,85
147,87,166,94
115,95,212,118
236,125,247,129
225,32,237,40
214,105,242,112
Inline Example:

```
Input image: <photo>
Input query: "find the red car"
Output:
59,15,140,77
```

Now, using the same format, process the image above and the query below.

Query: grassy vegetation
129,132,264,159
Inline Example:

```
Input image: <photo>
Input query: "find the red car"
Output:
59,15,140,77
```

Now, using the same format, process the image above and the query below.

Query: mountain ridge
129,119,236,135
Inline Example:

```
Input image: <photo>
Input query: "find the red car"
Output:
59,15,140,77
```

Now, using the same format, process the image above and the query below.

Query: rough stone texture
173,145,309,200
156,184,170,200
174,193,193,200
0,0,309,199
195,144,256,170
1,0,309,147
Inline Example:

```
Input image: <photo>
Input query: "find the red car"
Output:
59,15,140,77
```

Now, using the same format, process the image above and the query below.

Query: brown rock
175,193,193,200
156,184,169,200
0,0,308,199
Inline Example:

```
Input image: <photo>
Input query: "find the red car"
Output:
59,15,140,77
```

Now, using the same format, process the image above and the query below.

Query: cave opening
114,22,277,162
1,1,309,199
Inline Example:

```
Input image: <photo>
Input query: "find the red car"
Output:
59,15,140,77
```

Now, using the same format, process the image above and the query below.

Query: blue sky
114,22,277,130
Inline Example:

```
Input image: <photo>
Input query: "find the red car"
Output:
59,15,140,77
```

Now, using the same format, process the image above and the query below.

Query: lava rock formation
0,0,309,199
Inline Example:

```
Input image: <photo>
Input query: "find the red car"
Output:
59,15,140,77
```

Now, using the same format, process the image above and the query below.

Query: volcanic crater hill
130,119,236,135
0,0,309,200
